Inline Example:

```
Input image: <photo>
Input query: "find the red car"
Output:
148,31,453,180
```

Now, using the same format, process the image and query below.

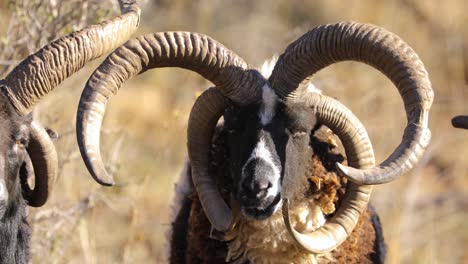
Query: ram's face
0,101,30,218
225,86,316,220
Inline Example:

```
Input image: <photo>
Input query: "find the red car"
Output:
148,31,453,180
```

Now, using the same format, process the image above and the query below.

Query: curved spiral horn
187,87,235,231
283,92,374,253
269,21,433,185
1,0,140,115
76,32,263,185
20,121,58,207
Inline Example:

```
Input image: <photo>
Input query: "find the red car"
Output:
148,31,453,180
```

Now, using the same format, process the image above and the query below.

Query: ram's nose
242,177,273,199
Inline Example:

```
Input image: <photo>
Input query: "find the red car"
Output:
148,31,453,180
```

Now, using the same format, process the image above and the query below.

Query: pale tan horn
270,21,433,185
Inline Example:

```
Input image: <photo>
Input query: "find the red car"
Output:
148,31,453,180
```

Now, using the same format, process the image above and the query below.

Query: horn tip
211,218,232,233
281,198,293,231
336,162,367,185
336,162,354,178
94,175,115,186
452,115,468,129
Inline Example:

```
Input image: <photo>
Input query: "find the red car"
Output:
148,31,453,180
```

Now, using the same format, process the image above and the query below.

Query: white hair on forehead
257,57,323,125
258,57,279,125
259,56,278,79
259,84,278,125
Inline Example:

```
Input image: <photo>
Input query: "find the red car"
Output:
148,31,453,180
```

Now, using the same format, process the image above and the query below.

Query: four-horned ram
74,22,433,263
0,1,140,263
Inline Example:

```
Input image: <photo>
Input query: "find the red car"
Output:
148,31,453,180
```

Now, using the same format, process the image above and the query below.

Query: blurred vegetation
0,0,467,263
0,0,117,77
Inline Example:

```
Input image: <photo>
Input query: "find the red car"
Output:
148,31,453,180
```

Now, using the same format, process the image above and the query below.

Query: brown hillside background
1,0,467,263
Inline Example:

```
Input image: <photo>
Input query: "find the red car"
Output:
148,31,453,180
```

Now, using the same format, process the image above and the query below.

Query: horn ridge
3,0,140,115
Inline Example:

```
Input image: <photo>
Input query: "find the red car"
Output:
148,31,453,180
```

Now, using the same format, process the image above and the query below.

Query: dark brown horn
452,115,468,129
187,87,235,231
1,0,140,115
269,21,433,185
20,122,58,207
283,92,374,253
76,32,263,189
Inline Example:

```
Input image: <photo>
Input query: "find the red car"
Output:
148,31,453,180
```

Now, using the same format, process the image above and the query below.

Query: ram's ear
281,131,310,201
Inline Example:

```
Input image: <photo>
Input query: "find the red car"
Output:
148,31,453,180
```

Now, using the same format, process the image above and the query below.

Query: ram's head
77,21,433,253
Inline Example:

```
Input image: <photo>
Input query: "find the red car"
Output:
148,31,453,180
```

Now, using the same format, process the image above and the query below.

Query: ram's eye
291,131,308,139
294,131,307,136
16,138,27,148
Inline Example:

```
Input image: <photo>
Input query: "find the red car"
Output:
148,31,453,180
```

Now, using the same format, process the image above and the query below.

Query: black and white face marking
224,58,321,220
237,84,283,219
225,86,316,220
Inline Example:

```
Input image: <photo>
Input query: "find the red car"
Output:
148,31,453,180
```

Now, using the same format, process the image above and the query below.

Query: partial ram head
77,21,433,253
0,0,140,218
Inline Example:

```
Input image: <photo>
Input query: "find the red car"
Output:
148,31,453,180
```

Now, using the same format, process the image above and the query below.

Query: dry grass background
1,0,467,263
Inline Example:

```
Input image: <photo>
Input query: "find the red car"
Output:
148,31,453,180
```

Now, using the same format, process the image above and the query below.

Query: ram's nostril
242,178,272,196
255,179,271,192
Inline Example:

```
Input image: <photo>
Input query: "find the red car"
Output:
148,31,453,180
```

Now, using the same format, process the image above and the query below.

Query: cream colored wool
226,200,332,264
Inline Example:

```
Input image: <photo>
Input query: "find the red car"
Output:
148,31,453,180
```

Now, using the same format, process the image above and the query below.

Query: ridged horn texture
76,32,263,188
1,0,141,115
269,21,433,185
22,121,58,207
0,0,140,208
188,88,233,231
283,92,375,254
452,115,468,129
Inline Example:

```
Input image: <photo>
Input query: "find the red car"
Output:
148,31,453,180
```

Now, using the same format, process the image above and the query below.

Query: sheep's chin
241,194,282,220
